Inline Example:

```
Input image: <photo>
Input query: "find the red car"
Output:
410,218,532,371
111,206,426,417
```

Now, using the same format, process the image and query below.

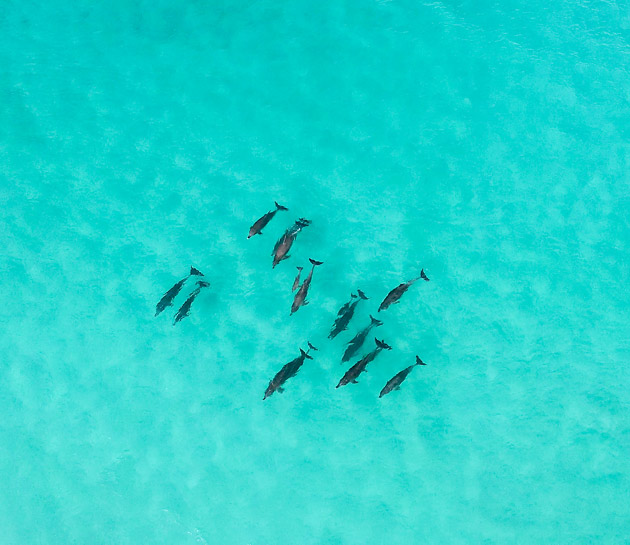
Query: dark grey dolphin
341,315,383,362
291,258,323,315
155,266,204,316
329,290,369,339
173,280,210,325
292,266,303,292
271,218,311,268
379,356,427,398
336,338,392,388
248,201,288,239
378,269,430,312
336,293,357,317
263,343,317,400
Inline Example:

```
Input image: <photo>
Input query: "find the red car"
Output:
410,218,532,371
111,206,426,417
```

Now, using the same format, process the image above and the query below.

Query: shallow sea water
1,1,629,543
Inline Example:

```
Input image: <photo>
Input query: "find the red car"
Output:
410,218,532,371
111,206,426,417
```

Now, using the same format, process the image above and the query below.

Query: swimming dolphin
341,315,383,362
173,280,210,325
291,258,323,314
378,269,430,312
329,290,369,339
248,201,288,239
155,266,204,316
292,266,303,292
336,293,357,317
263,343,317,400
379,356,426,398
271,218,311,268
336,338,392,388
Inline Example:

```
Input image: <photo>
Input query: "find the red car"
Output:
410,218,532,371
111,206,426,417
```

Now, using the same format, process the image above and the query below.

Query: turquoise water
1,0,629,542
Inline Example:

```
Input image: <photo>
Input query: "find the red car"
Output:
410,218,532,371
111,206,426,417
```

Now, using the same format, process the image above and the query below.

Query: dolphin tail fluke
190,266,204,276
307,342,318,351
296,266,303,271
275,201,289,211
357,289,368,300
416,355,427,366
420,269,430,281
375,338,392,350
309,258,324,266
197,280,210,289
300,348,314,360
370,315,383,326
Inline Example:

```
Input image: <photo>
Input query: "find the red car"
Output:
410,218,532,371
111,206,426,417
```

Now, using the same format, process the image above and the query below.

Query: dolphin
271,218,311,268
378,269,430,312
155,266,204,316
263,343,317,400
379,356,426,398
248,201,288,239
341,315,383,362
173,280,210,325
336,293,357,317
336,338,392,388
292,266,303,292
291,258,323,314
329,290,369,339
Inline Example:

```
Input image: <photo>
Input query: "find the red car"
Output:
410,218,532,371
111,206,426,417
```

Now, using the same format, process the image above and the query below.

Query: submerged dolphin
329,290,369,339
292,266,303,292
336,294,357,317
378,269,430,312
291,258,323,314
271,218,311,268
379,356,426,398
263,343,318,400
336,338,392,388
248,201,288,239
173,280,210,325
155,266,204,317
341,315,383,362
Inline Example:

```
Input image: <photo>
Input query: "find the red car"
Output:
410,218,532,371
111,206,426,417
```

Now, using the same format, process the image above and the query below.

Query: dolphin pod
155,200,434,400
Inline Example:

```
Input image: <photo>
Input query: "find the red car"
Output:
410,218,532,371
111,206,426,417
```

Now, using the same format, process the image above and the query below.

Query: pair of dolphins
155,267,210,325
